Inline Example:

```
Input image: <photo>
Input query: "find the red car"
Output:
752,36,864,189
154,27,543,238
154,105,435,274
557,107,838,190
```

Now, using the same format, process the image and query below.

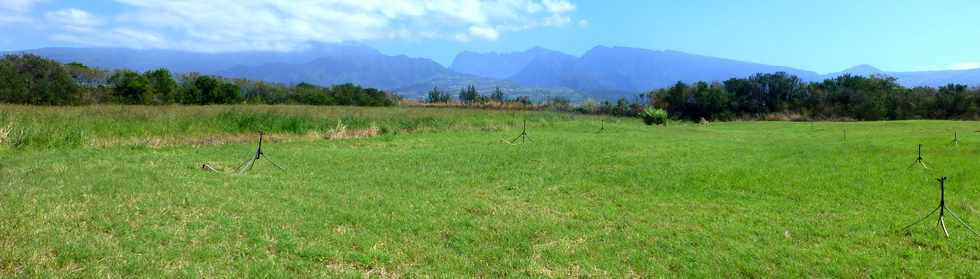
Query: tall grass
0,105,598,149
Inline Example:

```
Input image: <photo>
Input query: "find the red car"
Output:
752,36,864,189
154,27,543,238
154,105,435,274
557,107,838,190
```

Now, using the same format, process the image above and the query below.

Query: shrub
640,107,668,126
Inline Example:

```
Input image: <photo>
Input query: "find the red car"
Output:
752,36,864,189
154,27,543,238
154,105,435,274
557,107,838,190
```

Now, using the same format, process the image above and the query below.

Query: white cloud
468,25,499,40
50,28,170,49
0,13,29,24
541,14,570,27
577,19,588,28
42,8,170,49
45,8,102,32
948,62,980,71
44,0,579,51
0,0,45,25
0,0,45,13
542,0,574,13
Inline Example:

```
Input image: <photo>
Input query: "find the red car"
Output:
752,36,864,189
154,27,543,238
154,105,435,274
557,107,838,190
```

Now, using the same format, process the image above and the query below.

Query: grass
1,105,980,277
0,105,586,149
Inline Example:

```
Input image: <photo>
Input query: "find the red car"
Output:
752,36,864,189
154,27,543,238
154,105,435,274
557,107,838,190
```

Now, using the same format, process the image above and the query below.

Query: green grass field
2,105,980,277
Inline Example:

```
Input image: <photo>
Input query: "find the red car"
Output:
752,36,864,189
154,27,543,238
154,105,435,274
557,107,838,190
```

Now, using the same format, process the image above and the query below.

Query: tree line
647,72,980,121
426,85,533,105
0,54,399,106
4,54,979,120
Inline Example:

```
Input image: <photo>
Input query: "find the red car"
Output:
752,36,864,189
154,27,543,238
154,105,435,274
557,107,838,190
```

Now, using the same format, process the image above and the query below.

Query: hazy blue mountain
823,64,980,87
219,53,447,89
569,46,822,92
457,46,822,97
826,64,885,77
890,68,980,87
10,44,581,99
449,47,565,79
507,50,580,87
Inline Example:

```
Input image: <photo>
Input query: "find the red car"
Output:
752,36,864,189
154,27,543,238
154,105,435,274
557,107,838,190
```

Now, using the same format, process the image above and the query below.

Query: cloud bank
40,0,579,52
0,0,45,24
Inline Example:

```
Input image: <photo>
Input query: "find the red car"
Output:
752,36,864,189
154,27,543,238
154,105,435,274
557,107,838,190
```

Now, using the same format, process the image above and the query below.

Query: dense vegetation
0,54,399,107
648,72,980,121
4,54,980,121
422,74,980,121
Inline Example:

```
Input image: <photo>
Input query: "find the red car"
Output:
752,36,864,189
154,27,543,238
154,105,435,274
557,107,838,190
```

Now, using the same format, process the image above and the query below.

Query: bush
640,107,668,126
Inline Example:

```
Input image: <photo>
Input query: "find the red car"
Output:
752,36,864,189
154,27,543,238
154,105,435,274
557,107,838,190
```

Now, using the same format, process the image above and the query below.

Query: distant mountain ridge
218,53,448,89
450,46,821,98
8,44,980,101
449,47,567,79
6,44,583,100
822,64,980,87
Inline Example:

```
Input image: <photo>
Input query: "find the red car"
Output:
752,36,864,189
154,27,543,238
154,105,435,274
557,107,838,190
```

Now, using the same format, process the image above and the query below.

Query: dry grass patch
326,120,380,140
323,260,399,278
92,133,297,148
0,123,12,145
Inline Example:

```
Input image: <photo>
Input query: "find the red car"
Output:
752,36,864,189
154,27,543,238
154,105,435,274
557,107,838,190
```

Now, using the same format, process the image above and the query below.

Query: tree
936,84,972,118
145,69,178,104
291,82,331,105
0,54,79,105
109,70,154,104
178,74,240,105
217,82,242,104
458,85,480,104
490,87,507,102
426,87,451,103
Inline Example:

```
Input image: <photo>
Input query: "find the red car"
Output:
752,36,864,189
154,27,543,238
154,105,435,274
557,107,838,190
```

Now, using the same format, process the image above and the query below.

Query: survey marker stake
509,120,532,144
901,177,979,238
237,131,285,174
908,144,929,170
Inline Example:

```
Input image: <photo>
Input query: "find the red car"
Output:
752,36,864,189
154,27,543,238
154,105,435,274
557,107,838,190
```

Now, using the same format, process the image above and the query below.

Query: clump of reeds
326,120,380,140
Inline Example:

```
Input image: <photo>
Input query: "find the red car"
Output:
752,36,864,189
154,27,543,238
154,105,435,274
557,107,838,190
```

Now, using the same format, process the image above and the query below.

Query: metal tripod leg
262,154,286,171
509,132,530,144
908,159,929,170
945,207,980,237
902,206,940,232
237,157,256,175
939,216,950,238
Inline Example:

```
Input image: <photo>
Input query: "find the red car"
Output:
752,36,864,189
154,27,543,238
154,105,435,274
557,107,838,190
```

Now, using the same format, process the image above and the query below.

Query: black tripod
509,120,531,144
237,131,285,174
952,132,959,146
901,177,979,238
597,120,605,133
908,144,929,169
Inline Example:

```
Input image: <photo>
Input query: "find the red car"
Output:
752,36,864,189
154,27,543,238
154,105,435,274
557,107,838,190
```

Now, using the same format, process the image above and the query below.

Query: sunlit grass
1,105,979,277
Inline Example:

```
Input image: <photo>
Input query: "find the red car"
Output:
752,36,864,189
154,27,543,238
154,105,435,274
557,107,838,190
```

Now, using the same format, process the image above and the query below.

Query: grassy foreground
1,105,980,277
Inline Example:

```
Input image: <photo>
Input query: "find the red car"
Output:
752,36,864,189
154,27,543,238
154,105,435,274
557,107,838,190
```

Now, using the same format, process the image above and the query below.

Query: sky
2,0,980,74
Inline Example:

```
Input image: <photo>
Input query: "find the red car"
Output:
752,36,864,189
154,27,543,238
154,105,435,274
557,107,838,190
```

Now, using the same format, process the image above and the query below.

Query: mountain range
7,44,980,101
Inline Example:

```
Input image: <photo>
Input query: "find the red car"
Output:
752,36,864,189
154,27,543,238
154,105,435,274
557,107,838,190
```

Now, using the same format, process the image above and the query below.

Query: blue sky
2,0,979,73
